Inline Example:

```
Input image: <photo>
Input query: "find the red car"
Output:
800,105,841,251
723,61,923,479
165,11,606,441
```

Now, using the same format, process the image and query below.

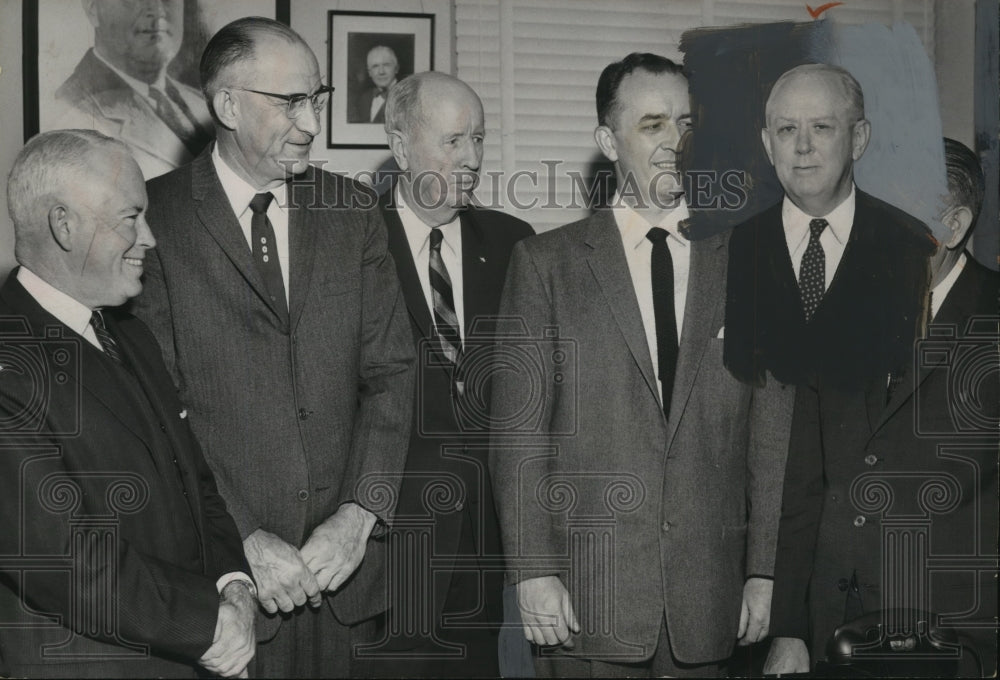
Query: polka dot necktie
249,192,288,323
647,227,678,418
799,218,828,322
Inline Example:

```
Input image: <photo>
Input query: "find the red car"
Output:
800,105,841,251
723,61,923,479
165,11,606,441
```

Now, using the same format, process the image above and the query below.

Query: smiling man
722,64,935,674
130,17,415,678
0,129,255,678
55,0,213,179
490,52,792,677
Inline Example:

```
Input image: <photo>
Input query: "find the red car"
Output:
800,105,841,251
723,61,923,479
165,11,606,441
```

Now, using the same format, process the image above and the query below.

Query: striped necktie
91,310,125,365
429,228,461,365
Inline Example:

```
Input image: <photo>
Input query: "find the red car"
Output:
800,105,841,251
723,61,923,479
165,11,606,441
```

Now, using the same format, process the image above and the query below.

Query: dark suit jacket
350,87,387,124
379,192,533,631
130,150,415,639
490,210,793,663
772,256,998,671
55,49,213,180
0,271,247,678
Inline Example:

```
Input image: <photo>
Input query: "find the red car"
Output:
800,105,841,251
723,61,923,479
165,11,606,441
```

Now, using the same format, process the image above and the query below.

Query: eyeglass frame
234,84,335,119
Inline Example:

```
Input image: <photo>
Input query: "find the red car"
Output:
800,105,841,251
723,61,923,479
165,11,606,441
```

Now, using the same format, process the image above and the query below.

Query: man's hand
199,581,256,678
764,636,810,675
300,502,377,592
737,577,773,645
243,529,321,613
516,575,580,648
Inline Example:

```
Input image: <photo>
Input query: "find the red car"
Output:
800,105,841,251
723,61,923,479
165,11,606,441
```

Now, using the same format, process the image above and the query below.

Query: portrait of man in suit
717,64,937,675
53,0,213,180
490,52,792,678
0,129,255,678
349,45,399,124
363,71,533,678
129,17,415,678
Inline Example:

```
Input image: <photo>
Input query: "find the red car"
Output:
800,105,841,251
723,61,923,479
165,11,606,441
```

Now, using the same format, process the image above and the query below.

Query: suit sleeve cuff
216,571,257,598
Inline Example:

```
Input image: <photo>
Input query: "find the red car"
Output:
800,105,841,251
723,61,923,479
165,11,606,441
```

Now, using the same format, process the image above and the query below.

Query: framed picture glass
327,11,435,149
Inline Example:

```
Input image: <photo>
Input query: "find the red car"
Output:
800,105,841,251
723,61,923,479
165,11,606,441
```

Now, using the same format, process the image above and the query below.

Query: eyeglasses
236,84,335,119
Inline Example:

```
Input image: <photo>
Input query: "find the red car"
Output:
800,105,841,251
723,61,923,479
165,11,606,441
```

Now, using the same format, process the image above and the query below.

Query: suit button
455,501,464,511
837,578,849,592
864,454,878,466
182,490,188,497
853,515,866,527
159,423,167,432
297,489,309,501
661,521,672,532
298,408,309,420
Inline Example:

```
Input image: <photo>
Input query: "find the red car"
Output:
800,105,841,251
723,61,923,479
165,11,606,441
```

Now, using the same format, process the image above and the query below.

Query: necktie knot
91,310,125,364
646,227,669,245
429,227,444,251
250,192,274,215
809,218,828,239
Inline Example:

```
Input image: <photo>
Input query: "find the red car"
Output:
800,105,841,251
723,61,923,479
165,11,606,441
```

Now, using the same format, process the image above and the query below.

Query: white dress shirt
612,196,691,400
782,185,856,290
931,252,967,321
16,266,256,597
396,187,465,342
93,48,167,111
213,145,291,303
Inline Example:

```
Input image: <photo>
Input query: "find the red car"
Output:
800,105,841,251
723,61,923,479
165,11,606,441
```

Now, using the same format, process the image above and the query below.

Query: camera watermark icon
914,316,999,437
417,317,578,437
0,319,81,436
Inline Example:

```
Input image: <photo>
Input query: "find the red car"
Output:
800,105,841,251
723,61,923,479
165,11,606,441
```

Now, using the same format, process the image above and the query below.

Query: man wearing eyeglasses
131,17,415,678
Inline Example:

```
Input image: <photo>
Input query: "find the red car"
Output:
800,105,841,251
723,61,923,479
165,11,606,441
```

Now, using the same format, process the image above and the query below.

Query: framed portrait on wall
22,0,287,179
325,11,435,149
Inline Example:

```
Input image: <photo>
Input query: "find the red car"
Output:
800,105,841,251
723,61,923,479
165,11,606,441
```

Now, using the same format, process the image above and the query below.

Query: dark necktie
91,310,124,365
429,228,461,366
149,84,208,154
799,218,828,322
647,227,679,417
249,192,288,323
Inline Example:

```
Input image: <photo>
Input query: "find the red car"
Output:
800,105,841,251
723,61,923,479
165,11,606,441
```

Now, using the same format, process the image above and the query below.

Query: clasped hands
243,502,377,615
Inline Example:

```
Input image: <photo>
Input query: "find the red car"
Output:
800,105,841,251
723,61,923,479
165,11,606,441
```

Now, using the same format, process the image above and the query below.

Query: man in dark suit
0,129,254,678
763,137,998,676
130,18,415,678
718,64,937,674
362,71,533,678
490,53,793,677
55,0,213,179
349,45,399,124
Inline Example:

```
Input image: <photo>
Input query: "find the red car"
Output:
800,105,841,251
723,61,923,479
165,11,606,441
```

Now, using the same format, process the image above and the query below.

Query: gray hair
765,63,865,125
7,129,126,240
367,45,398,66
383,72,426,137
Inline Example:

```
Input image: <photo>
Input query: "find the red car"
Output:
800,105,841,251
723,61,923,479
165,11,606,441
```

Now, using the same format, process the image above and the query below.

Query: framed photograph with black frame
326,10,435,149
21,0,288,178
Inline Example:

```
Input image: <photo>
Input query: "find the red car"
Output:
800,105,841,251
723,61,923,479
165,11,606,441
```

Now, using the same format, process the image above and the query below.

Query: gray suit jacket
489,210,792,663
131,150,415,637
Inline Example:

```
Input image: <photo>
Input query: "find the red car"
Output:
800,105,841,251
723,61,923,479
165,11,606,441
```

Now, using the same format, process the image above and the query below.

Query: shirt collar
931,251,967,318
396,186,461,257
93,47,167,95
212,144,288,219
611,193,690,251
782,184,856,246
16,266,94,338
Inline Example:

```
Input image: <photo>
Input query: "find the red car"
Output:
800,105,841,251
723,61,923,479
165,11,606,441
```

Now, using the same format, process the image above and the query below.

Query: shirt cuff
216,571,257,598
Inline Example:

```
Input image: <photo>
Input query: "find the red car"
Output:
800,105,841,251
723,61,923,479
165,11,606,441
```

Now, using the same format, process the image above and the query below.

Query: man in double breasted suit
130,18,414,678
490,53,793,677
54,0,213,179
718,64,938,675
0,130,254,678
363,72,533,678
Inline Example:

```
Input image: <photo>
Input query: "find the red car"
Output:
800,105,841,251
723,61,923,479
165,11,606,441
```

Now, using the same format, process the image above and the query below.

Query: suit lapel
666,230,727,448
460,209,489,335
583,211,660,407
190,152,288,327
381,193,433,339
287,170,319,331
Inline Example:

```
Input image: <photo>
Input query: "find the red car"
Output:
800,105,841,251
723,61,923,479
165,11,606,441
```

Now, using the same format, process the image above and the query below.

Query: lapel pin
179,409,188,419
479,256,486,263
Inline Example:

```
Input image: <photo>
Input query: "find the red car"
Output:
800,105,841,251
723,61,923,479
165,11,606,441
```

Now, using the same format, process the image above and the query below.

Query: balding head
8,129,155,308
765,63,865,127
366,45,399,90
384,71,481,137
